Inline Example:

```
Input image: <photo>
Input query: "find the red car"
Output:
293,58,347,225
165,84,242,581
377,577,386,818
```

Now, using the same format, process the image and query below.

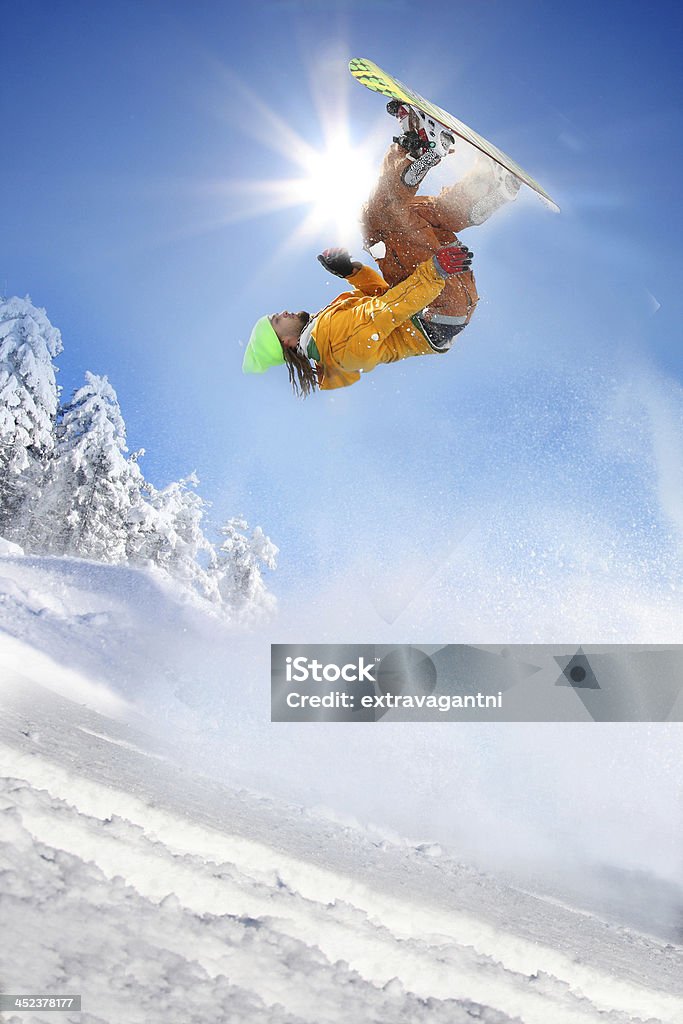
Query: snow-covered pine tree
210,516,278,620
34,372,144,562
127,473,215,596
0,297,62,540
0,297,279,616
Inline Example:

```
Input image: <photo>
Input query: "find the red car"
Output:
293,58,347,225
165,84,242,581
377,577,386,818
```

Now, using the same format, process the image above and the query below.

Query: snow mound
0,551,238,715
0,536,23,557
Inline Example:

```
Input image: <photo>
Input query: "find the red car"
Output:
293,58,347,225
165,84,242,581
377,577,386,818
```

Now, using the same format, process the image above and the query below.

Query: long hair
282,347,319,398
280,313,319,398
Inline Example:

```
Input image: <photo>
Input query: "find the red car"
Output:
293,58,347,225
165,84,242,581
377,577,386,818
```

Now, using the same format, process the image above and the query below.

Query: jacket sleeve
349,257,445,342
315,258,446,391
317,365,361,391
346,264,389,297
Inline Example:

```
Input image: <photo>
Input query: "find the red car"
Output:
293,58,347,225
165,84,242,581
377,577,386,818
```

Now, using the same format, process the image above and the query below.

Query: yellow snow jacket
311,258,447,391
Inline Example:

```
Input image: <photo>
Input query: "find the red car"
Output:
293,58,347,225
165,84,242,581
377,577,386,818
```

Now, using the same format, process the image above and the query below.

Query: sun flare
287,132,379,245
208,62,386,253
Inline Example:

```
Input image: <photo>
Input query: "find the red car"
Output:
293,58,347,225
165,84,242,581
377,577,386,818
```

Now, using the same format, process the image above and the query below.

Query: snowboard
349,57,559,213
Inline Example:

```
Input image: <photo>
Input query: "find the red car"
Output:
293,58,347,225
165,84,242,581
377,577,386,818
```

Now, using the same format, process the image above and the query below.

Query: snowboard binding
387,100,456,161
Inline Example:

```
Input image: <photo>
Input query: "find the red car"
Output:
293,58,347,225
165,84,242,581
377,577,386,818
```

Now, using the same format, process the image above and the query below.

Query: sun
292,130,379,246
204,61,387,252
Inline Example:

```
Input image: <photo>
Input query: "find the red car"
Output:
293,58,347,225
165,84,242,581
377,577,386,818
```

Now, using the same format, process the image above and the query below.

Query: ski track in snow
1,678,682,1024
0,554,682,1023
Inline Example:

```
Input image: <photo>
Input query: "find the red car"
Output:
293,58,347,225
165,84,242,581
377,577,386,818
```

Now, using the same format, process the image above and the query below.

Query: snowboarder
242,120,521,396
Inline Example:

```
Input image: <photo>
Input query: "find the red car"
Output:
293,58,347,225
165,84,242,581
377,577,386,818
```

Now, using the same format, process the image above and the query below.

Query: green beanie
242,315,285,374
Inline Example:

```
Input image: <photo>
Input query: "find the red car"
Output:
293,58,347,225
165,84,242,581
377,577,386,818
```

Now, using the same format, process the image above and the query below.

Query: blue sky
3,0,683,623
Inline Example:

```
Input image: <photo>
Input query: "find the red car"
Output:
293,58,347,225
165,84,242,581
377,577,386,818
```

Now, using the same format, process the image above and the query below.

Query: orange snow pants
361,145,479,324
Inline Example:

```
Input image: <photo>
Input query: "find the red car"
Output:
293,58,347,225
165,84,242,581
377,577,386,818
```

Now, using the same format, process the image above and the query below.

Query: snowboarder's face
270,311,309,350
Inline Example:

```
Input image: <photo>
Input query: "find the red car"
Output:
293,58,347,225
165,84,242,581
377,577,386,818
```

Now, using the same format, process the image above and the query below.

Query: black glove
317,247,356,278
433,243,474,278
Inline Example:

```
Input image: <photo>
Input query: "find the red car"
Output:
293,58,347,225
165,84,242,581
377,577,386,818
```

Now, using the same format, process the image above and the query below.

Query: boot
468,152,522,225
401,149,441,188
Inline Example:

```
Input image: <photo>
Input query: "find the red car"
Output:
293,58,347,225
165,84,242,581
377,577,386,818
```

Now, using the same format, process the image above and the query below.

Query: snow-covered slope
3,679,682,1024
1,552,682,1024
